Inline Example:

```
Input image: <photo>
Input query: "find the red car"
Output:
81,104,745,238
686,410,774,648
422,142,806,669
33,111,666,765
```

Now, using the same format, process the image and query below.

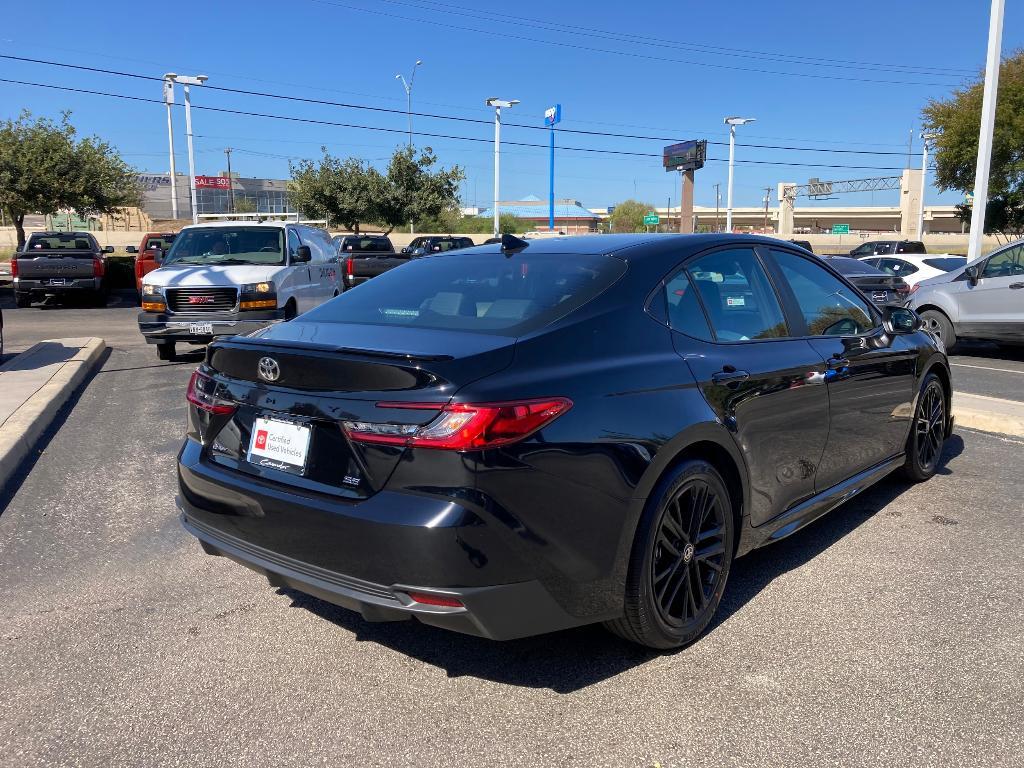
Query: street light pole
714,183,720,232
395,60,422,150
724,116,755,233
162,74,179,220
172,74,208,225
967,0,1005,263
486,98,519,237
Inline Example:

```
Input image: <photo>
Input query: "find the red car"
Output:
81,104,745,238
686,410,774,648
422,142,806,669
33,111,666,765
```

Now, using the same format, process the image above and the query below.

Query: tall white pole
163,79,179,221
967,0,1005,263
726,125,736,233
184,84,199,225
917,138,929,239
493,106,501,237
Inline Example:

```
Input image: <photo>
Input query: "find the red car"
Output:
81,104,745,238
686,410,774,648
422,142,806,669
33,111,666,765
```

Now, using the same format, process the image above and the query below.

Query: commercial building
476,195,601,233
137,173,296,222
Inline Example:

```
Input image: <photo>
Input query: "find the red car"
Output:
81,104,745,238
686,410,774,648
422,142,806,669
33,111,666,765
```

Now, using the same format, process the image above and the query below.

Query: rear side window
683,248,788,342
923,257,966,272
663,269,713,341
877,258,918,276
772,250,875,336
299,252,626,336
898,241,926,254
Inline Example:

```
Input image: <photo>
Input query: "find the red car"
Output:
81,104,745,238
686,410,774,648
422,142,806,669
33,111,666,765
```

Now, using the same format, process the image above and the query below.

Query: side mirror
125,245,138,254
103,245,115,254
294,245,312,263
883,306,921,335
964,264,980,285
152,248,164,264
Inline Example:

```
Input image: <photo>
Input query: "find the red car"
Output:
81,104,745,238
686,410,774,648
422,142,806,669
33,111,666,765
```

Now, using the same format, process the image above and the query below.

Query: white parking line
951,362,1024,375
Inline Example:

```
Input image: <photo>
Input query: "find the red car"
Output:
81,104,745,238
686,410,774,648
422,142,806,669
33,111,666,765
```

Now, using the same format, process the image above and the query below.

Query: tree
0,111,140,247
922,50,1024,241
288,149,386,234
608,199,657,233
378,146,464,234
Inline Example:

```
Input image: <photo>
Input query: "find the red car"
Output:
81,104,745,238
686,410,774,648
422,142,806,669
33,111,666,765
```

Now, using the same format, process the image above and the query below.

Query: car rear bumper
15,277,102,293
177,438,597,640
138,309,285,344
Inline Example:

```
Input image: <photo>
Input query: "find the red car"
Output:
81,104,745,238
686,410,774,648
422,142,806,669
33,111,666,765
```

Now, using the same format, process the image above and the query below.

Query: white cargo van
137,219,340,360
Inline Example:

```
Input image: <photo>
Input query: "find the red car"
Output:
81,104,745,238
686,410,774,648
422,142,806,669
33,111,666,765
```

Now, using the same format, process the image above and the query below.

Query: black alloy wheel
607,459,735,649
902,374,947,482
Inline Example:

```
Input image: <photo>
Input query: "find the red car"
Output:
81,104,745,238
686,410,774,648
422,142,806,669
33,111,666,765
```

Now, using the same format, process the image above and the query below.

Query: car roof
463,233,798,259
180,220,293,230
32,231,94,237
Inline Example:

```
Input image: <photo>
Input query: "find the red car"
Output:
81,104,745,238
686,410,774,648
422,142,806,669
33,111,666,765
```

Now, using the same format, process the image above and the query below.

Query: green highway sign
831,223,850,234
643,213,660,226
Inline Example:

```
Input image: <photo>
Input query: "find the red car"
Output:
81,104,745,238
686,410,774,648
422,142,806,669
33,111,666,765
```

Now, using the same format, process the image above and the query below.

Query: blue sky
1,0,1020,211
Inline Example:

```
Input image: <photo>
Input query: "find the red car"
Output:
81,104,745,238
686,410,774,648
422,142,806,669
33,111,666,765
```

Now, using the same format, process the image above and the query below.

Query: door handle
711,369,750,385
827,357,850,370
1010,282,1024,290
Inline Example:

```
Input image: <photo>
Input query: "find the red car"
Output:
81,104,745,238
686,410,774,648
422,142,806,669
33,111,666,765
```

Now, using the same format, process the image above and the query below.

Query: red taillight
406,591,464,608
346,257,354,277
343,398,573,451
10,259,17,278
186,370,236,415
93,258,104,278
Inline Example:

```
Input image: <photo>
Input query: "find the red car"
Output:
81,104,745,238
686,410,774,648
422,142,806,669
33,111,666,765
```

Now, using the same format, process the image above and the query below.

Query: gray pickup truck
13,231,113,307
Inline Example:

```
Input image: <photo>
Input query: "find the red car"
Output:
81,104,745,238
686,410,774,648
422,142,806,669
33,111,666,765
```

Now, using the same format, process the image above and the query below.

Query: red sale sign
195,176,231,189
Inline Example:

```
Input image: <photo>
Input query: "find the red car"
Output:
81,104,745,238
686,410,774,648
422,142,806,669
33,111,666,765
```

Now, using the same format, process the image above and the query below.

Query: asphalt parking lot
1,290,1022,767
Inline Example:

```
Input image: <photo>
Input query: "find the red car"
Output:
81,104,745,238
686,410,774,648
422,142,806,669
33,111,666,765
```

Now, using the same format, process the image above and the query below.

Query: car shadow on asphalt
277,435,965,693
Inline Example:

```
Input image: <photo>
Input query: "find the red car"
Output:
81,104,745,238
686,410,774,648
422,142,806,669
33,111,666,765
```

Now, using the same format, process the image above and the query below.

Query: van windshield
163,227,285,266
299,251,627,336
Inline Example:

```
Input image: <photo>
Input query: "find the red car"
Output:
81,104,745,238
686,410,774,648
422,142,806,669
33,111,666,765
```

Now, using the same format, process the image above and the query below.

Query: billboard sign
195,176,232,189
663,139,706,172
544,104,562,127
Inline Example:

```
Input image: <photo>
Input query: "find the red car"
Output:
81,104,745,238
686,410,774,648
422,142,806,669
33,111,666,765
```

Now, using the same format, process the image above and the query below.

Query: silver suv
907,239,1024,348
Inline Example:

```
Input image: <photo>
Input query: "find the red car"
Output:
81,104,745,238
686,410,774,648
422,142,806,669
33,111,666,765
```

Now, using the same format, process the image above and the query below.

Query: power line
0,55,925,157
308,0,964,87
0,76,914,172
362,0,976,78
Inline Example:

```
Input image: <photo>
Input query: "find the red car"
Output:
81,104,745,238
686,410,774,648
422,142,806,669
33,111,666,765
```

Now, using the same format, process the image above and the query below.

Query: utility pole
907,128,913,169
162,75,179,220
763,187,772,231
714,183,720,232
224,147,235,214
968,0,1005,263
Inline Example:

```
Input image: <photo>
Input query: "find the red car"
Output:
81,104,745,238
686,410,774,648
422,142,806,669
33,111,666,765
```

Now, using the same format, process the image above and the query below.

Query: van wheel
284,300,297,320
919,310,956,350
156,343,176,361
605,459,735,649
15,293,31,308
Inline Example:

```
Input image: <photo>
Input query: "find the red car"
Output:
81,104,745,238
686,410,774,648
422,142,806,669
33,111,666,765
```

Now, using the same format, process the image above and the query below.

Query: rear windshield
341,237,392,252
163,226,284,266
299,252,627,336
923,257,966,272
828,257,883,275
26,234,95,251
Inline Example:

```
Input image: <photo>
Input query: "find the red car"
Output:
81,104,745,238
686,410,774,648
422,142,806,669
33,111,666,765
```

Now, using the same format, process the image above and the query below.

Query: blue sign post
544,104,562,231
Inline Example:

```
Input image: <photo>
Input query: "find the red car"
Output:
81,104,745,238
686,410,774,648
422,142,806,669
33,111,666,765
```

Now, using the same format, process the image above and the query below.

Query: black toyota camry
178,234,953,649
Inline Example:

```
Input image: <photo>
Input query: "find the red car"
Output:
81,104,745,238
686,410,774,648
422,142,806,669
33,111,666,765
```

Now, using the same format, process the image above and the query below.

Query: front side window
163,227,284,266
684,248,788,342
772,250,875,337
287,229,301,262
981,245,1024,278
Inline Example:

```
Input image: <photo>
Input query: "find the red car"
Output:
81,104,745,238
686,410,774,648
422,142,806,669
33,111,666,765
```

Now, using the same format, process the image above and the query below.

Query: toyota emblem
257,357,280,382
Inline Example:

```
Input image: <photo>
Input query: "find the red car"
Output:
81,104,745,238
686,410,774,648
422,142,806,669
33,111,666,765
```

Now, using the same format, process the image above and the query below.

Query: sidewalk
952,391,1024,438
0,338,106,486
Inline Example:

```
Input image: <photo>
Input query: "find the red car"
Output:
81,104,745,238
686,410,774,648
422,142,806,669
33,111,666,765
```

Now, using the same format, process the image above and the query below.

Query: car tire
919,309,956,350
605,459,735,649
284,299,297,321
15,293,31,309
156,342,176,361
93,290,107,308
901,373,948,482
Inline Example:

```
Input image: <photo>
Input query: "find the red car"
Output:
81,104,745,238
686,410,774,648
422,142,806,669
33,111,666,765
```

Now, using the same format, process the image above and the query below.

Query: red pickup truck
127,233,176,299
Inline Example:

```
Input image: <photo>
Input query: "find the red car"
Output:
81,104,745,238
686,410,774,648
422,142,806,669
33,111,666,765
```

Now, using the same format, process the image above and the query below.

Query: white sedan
857,253,967,288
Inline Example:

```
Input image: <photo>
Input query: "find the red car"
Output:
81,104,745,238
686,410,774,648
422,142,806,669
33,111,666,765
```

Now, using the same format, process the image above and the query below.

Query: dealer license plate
247,417,311,475
189,322,214,335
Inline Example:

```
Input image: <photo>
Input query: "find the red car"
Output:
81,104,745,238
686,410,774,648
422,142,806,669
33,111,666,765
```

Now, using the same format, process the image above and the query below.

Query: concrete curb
0,338,106,488
952,392,1024,438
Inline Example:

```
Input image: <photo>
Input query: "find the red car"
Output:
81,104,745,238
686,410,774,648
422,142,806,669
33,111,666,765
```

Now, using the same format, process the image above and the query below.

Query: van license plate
189,323,214,335
247,417,311,475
